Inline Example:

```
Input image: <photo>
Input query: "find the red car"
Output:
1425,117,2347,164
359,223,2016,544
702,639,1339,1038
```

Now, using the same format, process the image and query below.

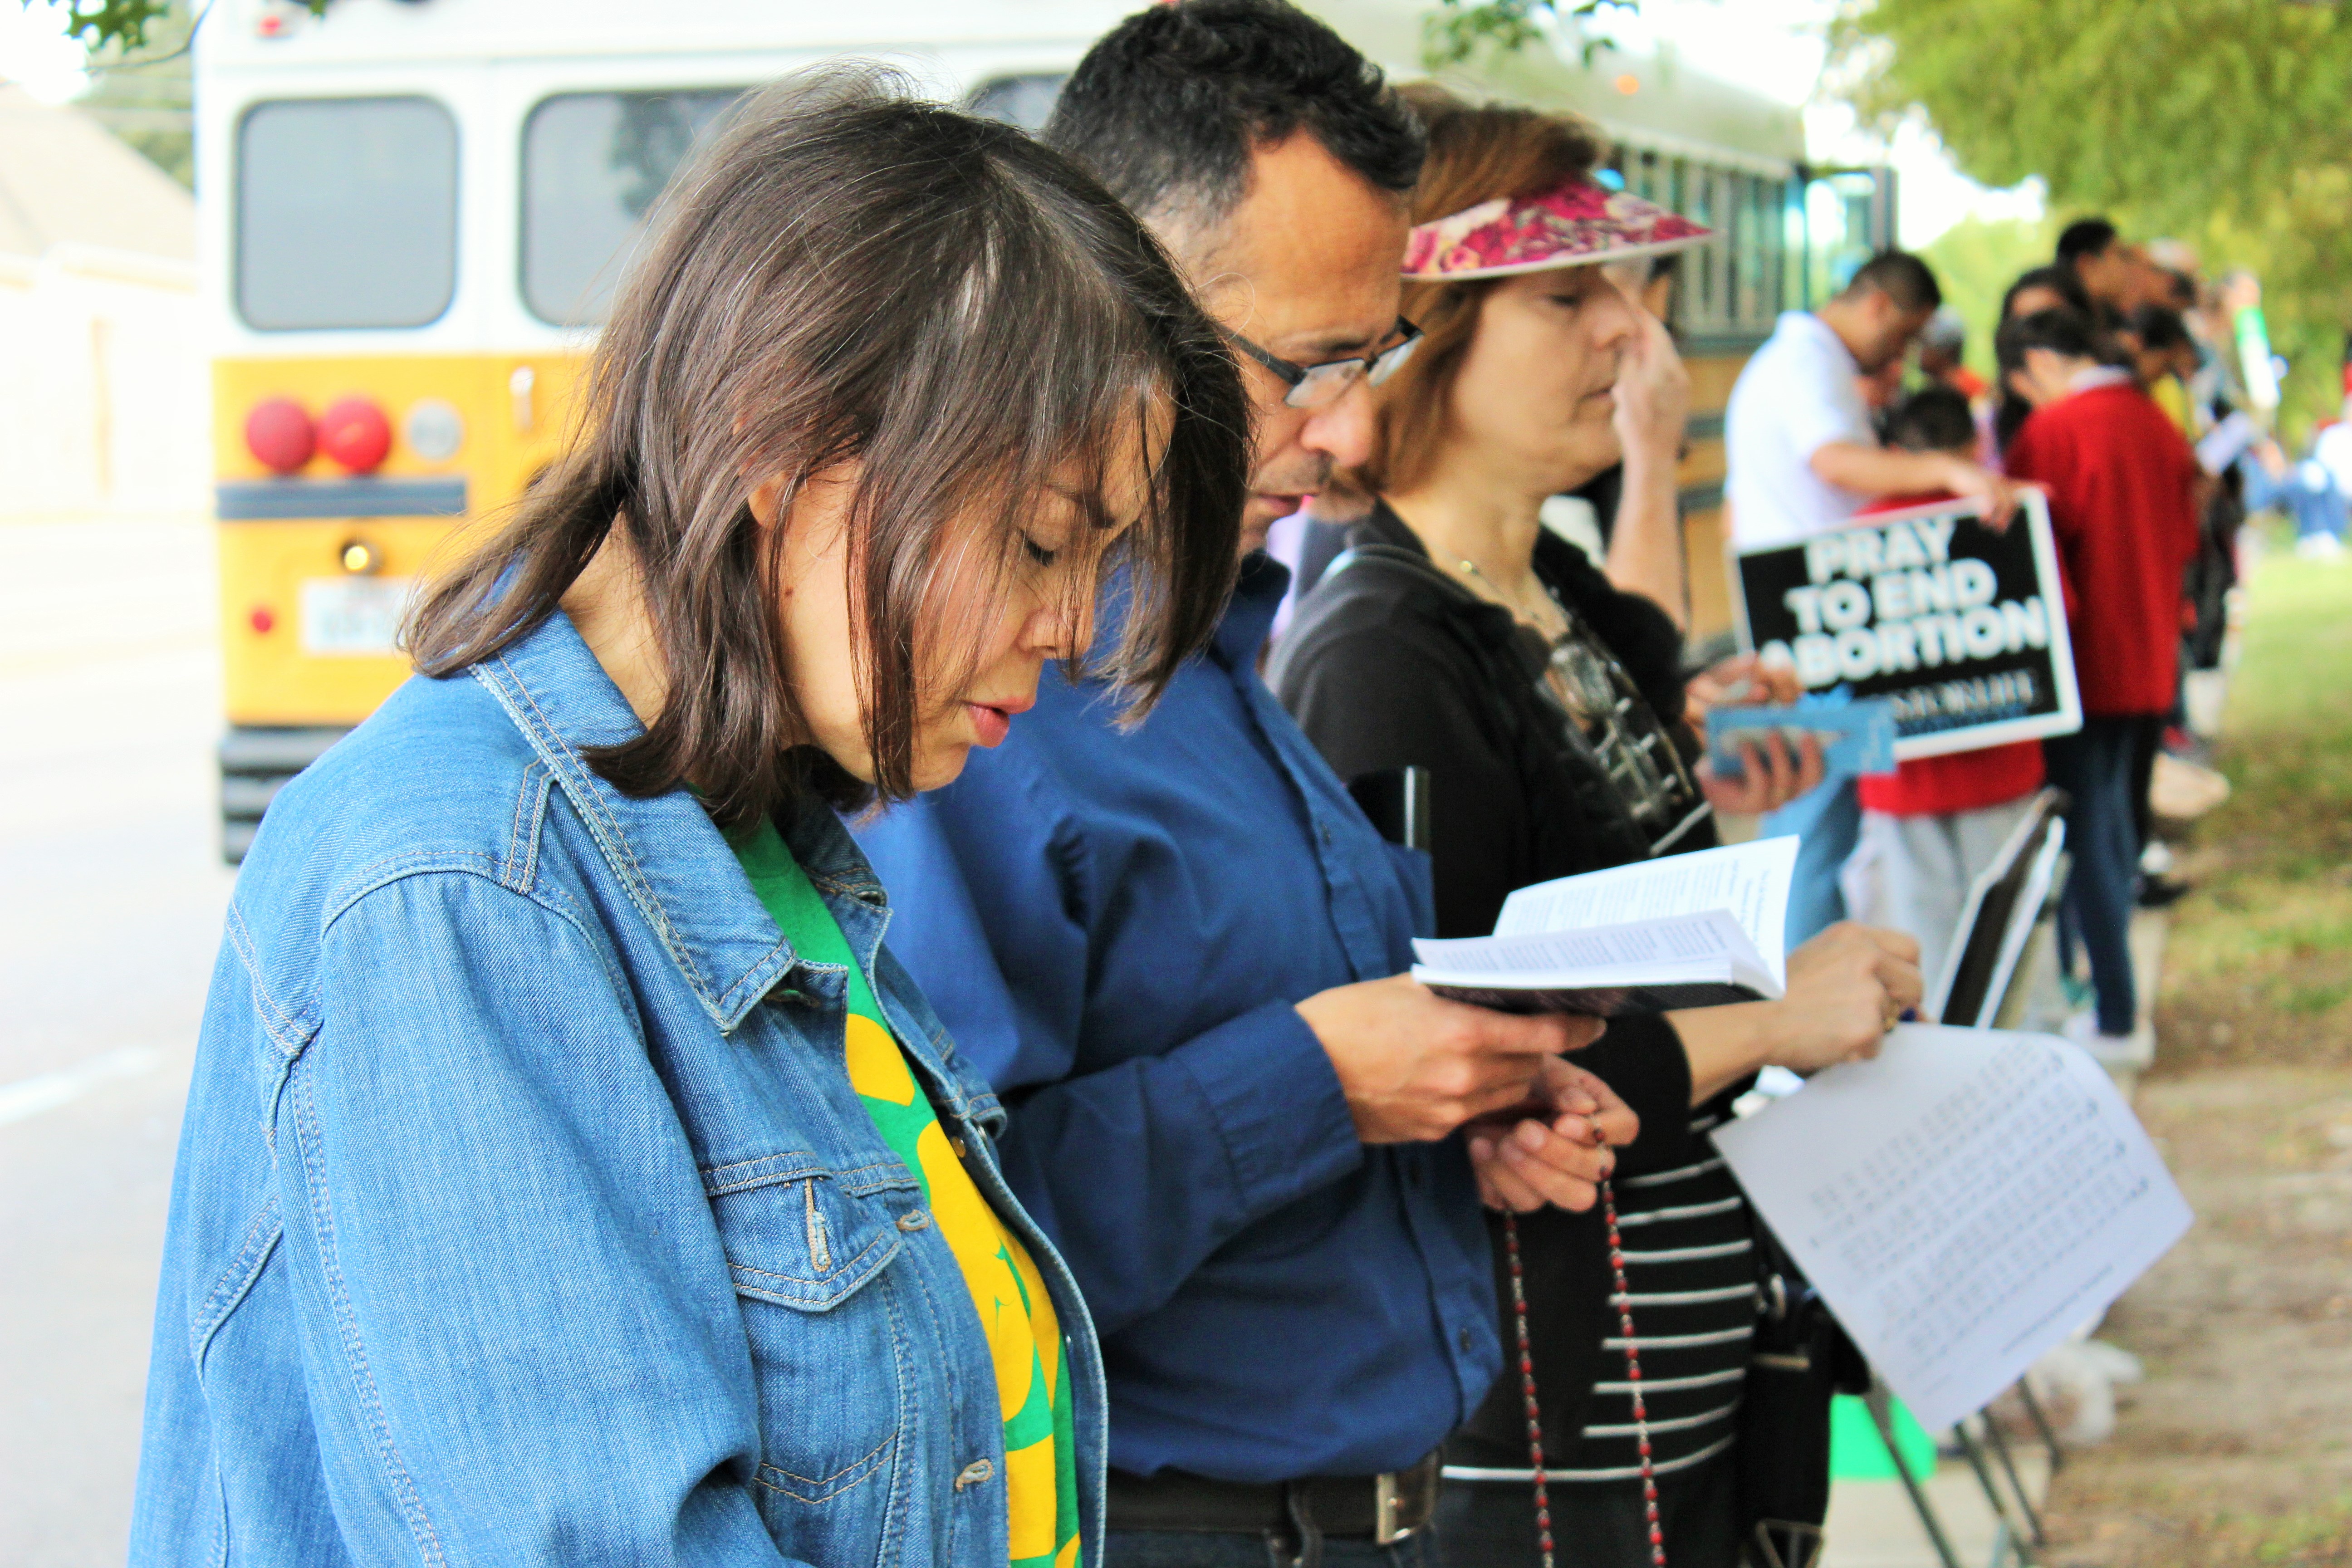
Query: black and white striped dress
1545,1103,1755,1482
1445,1020,1760,1491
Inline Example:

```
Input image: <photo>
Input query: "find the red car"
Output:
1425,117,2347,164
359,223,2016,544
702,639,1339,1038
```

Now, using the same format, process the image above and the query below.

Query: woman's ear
746,473,788,528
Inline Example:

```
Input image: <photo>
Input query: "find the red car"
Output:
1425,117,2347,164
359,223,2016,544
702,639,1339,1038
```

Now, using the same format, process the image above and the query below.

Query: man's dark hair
1043,0,1424,239
2126,304,2191,353
2056,217,2120,267
1996,307,2103,376
408,72,1248,821
2000,264,2093,320
1883,384,1977,455
1839,250,1942,313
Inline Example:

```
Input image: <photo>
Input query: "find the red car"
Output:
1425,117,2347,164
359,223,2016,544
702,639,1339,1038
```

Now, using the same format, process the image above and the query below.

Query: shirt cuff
1173,997,1363,1219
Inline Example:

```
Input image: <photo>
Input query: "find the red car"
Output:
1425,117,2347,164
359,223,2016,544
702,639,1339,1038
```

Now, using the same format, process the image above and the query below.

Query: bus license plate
300,577,416,657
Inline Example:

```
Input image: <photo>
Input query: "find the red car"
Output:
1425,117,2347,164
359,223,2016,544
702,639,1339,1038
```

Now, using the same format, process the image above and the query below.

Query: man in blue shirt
861,0,1637,1561
859,5,1634,1562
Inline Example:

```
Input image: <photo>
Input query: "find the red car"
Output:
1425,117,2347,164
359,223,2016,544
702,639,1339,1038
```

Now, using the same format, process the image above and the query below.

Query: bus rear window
521,90,743,327
236,97,458,332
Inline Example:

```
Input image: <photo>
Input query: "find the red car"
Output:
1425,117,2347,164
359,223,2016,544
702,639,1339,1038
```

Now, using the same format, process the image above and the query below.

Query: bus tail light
318,396,392,474
245,397,314,474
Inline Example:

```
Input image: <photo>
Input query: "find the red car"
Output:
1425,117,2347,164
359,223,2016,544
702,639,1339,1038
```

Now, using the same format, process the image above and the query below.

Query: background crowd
1713,213,2274,1070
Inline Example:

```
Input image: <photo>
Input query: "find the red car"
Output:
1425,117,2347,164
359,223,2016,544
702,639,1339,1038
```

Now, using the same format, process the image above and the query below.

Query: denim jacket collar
469,610,881,1036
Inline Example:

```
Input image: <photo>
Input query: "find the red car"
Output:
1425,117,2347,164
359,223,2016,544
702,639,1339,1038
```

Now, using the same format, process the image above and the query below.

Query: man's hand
1763,922,1925,1072
1296,975,1606,1144
1466,1057,1641,1213
1936,455,2023,531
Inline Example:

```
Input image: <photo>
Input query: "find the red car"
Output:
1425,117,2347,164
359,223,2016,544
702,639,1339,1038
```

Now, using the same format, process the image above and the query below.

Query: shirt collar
1787,309,1861,372
1209,550,1291,670
2068,364,2136,393
472,610,879,1033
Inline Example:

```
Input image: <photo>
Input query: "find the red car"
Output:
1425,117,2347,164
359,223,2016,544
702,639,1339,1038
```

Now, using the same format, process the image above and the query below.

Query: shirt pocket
702,1152,922,1532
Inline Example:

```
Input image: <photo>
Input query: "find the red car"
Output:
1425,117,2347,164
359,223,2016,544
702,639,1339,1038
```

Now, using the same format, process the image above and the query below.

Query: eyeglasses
1222,318,1423,410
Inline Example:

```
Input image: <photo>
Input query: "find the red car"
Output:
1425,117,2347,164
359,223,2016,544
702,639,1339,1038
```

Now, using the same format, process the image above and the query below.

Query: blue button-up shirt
855,555,1500,1483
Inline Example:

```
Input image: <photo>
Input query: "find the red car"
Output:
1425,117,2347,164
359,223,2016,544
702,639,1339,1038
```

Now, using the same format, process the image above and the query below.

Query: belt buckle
1372,1470,1405,1546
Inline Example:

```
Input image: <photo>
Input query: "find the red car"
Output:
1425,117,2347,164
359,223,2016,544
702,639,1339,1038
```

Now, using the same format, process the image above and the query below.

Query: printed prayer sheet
1711,1025,2191,1432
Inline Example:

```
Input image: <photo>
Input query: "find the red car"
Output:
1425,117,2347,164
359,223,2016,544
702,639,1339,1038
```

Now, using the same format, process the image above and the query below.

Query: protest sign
1730,493,2082,761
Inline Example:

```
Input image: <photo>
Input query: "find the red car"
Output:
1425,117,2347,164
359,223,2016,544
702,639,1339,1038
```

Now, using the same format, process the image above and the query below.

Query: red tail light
318,396,392,474
245,397,314,474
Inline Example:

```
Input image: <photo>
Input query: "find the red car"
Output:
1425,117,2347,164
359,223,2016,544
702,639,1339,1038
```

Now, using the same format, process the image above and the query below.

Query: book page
1493,836,1798,980
1712,1026,2191,1432
1414,909,1752,981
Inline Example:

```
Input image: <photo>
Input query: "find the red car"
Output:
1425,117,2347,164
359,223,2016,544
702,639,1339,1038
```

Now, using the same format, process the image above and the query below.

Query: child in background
1850,384,2048,1000
1998,307,2203,1058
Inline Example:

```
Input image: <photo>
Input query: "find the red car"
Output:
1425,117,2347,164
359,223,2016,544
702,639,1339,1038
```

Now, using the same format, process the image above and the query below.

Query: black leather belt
1107,1450,1441,1562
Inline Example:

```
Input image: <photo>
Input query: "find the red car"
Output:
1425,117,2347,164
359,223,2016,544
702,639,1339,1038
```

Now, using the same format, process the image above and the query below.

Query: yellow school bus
201,0,1882,859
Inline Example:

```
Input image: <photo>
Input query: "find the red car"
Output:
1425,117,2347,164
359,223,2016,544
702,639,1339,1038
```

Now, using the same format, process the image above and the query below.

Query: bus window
236,97,458,331
521,89,744,327
967,74,1066,132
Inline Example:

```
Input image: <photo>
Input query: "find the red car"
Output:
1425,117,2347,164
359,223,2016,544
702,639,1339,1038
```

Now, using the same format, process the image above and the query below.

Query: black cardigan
1269,500,1744,1460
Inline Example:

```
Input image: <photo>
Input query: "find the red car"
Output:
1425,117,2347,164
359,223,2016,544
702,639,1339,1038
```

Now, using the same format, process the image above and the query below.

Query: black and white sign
1731,494,2082,761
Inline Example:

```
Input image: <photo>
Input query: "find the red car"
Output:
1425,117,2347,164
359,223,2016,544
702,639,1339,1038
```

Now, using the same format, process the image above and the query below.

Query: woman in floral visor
1271,88,1920,1568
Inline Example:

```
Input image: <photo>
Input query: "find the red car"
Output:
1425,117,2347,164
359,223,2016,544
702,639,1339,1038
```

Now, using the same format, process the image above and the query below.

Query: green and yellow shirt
730,818,1079,1568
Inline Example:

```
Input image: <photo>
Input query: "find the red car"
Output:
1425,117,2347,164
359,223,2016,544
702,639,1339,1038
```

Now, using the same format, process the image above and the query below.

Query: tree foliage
1421,0,1637,69
76,0,192,187
28,0,321,53
1836,0,2352,437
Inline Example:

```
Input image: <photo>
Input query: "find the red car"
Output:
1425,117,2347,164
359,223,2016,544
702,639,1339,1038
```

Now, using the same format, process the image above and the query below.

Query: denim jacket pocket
702,1151,921,1544
702,1150,914,1310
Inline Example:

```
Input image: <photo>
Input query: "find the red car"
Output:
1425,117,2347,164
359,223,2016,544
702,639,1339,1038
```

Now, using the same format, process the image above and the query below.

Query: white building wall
0,245,207,521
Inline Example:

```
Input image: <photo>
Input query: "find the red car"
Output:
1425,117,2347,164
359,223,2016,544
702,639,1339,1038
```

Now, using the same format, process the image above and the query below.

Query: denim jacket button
948,1135,968,1158
954,1459,995,1491
897,1209,931,1232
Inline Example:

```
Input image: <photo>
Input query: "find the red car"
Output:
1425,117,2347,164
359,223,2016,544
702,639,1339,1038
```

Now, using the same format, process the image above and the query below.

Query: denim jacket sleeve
860,769,1361,1340
278,871,799,1566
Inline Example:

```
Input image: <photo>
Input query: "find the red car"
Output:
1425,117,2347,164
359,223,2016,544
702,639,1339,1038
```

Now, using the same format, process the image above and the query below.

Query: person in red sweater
1851,385,2048,999
1997,307,2202,1048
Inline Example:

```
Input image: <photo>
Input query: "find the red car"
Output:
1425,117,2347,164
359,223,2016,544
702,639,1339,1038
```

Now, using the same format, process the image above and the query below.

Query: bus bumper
220,725,349,863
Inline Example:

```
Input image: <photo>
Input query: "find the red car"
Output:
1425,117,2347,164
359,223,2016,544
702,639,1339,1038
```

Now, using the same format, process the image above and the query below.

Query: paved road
0,517,234,1567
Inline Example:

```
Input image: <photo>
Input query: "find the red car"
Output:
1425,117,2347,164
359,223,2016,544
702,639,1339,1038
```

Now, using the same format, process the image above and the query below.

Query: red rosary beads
1503,1161,1664,1568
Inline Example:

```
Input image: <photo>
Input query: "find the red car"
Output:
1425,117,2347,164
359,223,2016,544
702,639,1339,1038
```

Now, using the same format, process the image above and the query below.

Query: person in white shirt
1724,250,2016,943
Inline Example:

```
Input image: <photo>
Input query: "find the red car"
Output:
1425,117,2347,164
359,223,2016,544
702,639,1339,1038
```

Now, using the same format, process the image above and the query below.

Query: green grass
2160,546,2352,1070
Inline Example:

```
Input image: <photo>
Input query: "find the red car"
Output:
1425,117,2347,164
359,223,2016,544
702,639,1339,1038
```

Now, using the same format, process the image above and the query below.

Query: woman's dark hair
1883,385,1977,456
2000,265,2093,322
1358,85,1603,495
407,72,1247,823
1044,0,1424,237
2125,303,2192,353
1992,269,2100,451
1996,307,2104,377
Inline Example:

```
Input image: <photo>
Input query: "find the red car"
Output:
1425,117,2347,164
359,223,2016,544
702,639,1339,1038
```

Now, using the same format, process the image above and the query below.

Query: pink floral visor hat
1401,178,1713,280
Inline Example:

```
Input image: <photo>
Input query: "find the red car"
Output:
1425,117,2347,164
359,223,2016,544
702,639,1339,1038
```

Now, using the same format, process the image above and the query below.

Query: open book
1410,836,1798,1015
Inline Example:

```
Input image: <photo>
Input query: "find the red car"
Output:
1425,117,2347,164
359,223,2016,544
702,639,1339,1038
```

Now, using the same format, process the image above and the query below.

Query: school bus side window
236,97,458,332
521,90,744,328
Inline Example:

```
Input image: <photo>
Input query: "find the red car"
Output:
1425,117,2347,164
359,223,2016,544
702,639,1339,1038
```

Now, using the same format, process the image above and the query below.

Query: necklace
1453,554,1568,636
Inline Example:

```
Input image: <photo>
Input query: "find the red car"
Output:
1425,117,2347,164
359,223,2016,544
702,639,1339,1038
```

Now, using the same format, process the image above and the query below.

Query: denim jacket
130,612,1107,1568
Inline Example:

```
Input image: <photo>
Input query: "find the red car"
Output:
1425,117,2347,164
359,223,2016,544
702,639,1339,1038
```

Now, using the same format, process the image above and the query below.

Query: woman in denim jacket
131,75,1246,1568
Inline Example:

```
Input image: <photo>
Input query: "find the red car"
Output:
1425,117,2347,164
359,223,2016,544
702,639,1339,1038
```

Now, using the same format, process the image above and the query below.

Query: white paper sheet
1494,835,1798,979
1711,1025,2192,1433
